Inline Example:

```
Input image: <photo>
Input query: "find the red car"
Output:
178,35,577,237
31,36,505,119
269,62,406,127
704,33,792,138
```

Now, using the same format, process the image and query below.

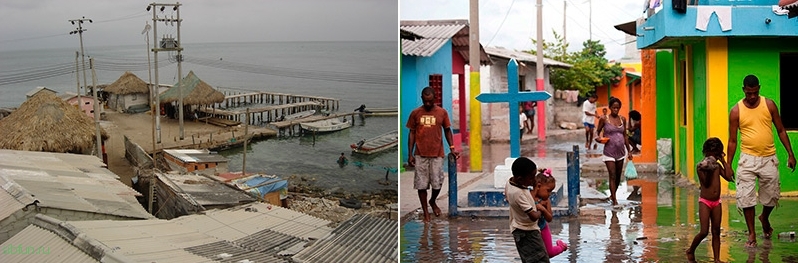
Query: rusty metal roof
484,46,573,69
292,214,398,263
401,19,492,65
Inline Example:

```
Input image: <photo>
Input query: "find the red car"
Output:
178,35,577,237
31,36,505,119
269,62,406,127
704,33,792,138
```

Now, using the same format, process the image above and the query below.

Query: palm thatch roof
159,71,224,105
0,92,109,154
104,71,149,95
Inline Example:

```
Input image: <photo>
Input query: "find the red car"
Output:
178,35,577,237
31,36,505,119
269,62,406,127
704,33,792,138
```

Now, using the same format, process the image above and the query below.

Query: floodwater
402,133,798,262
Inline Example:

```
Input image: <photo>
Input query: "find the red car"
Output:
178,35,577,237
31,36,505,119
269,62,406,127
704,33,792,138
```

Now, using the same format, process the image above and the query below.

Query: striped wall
657,38,798,194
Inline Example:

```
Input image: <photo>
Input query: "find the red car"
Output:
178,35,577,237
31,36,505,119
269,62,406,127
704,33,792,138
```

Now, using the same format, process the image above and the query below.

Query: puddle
400,175,798,262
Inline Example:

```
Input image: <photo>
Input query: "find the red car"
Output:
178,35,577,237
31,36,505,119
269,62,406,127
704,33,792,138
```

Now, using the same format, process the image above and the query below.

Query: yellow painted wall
705,37,730,194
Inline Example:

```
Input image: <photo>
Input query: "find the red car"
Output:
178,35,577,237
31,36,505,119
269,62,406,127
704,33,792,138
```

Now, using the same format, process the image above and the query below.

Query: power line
486,0,518,46
0,11,149,45
0,53,394,87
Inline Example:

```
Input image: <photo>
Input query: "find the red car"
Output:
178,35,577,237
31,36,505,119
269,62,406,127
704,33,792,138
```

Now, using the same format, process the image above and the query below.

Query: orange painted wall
639,49,657,163
595,64,655,163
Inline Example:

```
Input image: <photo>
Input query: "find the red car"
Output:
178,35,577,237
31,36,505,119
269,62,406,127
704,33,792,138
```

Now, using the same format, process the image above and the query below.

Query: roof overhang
614,21,638,37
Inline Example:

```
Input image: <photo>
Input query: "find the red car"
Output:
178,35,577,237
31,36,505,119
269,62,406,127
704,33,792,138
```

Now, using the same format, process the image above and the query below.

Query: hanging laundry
554,90,563,100
649,0,661,9
696,6,732,31
773,5,789,15
566,90,579,103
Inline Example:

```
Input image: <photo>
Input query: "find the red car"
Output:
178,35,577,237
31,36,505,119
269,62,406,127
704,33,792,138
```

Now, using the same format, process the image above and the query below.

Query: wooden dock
189,90,341,127
270,110,397,137
198,101,321,125
214,90,340,112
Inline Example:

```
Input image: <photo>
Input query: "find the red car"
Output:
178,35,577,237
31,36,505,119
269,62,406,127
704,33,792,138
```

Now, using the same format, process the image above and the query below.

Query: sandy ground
101,110,231,187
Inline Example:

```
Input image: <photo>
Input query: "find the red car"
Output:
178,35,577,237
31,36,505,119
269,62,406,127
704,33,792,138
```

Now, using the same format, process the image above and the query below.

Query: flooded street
402,133,798,262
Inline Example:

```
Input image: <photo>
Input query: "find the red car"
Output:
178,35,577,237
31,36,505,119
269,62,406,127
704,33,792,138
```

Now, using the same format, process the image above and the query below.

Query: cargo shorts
736,153,780,208
413,156,444,190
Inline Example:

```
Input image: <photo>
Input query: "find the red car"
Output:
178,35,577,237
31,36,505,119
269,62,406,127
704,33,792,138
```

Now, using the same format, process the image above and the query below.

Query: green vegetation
527,31,624,96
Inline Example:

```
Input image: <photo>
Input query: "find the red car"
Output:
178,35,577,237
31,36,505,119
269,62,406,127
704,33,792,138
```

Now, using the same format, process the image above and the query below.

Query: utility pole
588,0,592,40
563,0,567,43
469,0,483,172
148,4,161,145
142,22,159,205
148,2,184,140
536,0,547,140
74,52,82,111
243,108,249,176
69,17,91,97
89,58,103,159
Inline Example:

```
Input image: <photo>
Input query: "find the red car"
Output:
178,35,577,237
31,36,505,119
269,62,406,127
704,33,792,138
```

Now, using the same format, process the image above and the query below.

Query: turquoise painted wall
638,5,798,49
691,43,708,182
727,38,798,192
400,40,454,164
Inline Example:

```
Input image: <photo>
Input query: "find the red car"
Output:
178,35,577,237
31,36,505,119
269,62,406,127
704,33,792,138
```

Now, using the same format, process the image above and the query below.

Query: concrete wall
124,135,153,170
480,58,556,141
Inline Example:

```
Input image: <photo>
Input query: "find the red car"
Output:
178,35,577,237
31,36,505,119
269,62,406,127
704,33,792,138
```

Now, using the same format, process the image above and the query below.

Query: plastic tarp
232,175,288,200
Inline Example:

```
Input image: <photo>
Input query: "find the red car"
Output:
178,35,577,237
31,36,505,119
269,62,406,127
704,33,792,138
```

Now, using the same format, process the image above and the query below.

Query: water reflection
400,173,798,262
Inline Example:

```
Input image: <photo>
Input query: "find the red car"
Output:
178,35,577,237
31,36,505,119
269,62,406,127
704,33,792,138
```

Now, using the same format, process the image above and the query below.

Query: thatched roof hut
104,71,149,95
159,71,224,105
0,92,109,154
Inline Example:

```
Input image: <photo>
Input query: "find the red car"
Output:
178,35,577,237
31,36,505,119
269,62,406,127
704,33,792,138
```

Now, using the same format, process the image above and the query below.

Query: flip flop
763,227,774,239
745,240,757,248
760,214,774,239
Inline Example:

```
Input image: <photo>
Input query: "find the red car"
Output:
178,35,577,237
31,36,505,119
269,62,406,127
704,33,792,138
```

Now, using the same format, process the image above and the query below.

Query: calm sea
0,41,399,194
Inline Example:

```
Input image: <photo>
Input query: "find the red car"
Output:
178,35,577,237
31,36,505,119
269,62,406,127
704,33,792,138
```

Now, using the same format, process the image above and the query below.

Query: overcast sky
400,0,646,61
0,0,397,52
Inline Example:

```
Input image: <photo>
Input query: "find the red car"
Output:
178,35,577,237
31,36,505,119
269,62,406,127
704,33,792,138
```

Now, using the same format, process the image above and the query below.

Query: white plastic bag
657,138,673,173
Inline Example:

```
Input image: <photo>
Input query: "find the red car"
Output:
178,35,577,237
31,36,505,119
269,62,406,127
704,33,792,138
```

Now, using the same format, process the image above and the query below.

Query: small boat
350,130,398,154
300,118,352,132
278,110,315,121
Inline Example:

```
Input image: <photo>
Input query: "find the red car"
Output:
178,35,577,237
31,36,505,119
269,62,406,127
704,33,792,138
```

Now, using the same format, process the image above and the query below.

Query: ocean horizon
0,41,399,195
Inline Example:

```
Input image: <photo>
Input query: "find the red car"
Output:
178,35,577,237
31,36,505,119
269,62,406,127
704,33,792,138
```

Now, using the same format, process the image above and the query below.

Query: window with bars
429,74,443,107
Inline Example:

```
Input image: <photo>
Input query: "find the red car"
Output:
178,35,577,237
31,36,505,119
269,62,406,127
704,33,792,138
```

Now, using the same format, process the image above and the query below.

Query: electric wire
0,53,395,86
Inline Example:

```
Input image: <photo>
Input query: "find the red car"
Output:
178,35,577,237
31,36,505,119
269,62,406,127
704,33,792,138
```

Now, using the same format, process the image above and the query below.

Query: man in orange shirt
726,74,796,248
407,87,459,222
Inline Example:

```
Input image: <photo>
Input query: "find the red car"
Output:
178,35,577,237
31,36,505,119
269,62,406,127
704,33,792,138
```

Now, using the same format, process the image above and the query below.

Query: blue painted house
399,20,490,165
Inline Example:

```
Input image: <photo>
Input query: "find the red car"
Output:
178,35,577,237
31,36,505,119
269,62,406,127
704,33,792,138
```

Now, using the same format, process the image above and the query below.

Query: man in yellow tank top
726,74,796,248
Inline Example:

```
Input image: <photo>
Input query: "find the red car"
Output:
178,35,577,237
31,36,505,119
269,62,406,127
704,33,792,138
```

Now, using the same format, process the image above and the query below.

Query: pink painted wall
66,96,97,119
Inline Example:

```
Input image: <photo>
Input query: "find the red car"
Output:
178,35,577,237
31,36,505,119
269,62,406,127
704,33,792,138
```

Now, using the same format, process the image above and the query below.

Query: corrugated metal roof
0,225,99,263
164,149,229,163
0,175,33,222
6,203,337,262
185,240,287,263
172,203,334,241
292,214,398,263
0,149,152,220
401,20,492,65
484,46,573,69
156,172,256,207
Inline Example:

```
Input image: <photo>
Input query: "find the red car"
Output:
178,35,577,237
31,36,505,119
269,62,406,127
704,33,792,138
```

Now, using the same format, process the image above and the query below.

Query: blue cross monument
476,58,552,158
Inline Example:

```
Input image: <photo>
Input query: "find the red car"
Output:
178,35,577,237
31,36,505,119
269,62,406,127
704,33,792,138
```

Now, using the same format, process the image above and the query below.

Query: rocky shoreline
286,174,398,226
